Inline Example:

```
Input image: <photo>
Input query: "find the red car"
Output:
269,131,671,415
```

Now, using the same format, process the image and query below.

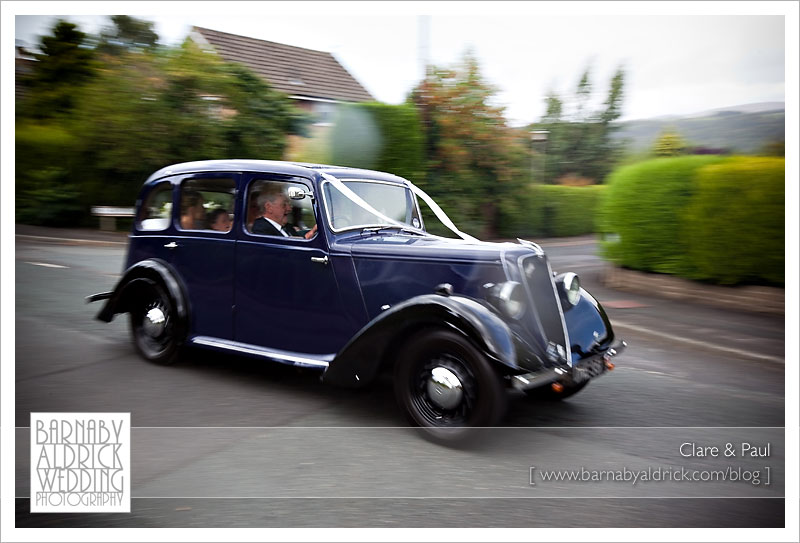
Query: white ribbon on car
320,172,479,243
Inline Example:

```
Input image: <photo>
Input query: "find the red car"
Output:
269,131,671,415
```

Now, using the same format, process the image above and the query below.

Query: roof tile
193,26,374,102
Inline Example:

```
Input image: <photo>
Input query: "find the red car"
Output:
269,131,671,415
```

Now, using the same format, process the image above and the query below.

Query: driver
252,185,316,239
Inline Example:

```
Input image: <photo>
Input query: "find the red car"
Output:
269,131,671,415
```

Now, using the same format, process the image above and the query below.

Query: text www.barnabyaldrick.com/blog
530,440,775,489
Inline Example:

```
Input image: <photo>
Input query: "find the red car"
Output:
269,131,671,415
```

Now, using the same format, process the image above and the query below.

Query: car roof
145,159,409,186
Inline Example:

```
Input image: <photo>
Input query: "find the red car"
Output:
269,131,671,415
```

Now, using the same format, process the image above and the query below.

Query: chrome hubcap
426,366,463,410
143,307,166,338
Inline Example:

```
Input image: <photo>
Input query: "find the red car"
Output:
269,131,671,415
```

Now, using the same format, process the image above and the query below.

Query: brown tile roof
192,26,374,103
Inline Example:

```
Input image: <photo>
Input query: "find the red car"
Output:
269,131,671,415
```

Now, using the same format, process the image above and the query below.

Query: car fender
322,293,519,388
93,259,189,330
563,287,617,362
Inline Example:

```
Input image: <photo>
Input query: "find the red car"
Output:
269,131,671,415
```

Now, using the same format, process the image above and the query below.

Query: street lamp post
530,130,549,184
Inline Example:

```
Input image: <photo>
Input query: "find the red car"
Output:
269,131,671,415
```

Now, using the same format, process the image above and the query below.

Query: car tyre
129,280,182,365
394,329,507,443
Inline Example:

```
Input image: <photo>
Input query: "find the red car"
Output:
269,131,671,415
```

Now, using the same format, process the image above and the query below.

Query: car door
166,173,239,340
233,174,356,355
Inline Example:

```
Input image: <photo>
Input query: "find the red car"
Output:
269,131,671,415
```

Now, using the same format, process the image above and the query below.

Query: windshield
323,180,421,232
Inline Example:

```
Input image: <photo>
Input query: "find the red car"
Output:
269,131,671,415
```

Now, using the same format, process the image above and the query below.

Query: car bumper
510,340,626,391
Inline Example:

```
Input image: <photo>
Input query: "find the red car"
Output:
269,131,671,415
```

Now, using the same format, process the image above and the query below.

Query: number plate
573,356,605,383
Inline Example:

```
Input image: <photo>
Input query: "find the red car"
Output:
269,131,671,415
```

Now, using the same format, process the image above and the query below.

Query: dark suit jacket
252,218,299,237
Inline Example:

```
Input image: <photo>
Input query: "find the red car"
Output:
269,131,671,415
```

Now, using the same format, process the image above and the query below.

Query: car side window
179,177,236,232
247,179,317,239
137,182,173,231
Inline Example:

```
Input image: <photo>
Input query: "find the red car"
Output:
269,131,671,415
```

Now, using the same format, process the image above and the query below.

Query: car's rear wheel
129,281,181,365
394,329,507,442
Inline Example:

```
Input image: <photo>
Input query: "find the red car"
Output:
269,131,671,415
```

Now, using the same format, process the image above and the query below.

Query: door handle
164,242,178,249
310,256,329,266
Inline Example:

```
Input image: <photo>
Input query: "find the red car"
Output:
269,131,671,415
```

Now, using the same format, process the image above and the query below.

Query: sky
12,2,789,125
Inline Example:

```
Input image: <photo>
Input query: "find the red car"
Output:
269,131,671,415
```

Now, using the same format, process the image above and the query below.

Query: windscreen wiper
361,225,426,236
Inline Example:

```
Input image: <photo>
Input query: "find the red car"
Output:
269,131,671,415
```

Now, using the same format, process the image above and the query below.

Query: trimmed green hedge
599,156,784,286
499,184,607,238
599,156,725,275
685,157,784,285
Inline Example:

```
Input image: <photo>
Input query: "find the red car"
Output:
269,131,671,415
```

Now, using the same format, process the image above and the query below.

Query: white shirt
265,217,289,237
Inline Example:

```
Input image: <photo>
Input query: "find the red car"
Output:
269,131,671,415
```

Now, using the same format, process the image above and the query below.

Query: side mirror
287,187,313,200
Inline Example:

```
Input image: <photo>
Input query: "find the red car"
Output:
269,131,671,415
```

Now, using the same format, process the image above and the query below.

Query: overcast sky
12,3,790,125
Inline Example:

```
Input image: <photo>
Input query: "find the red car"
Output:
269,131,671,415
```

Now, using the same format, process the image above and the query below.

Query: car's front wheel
394,329,507,442
129,280,181,365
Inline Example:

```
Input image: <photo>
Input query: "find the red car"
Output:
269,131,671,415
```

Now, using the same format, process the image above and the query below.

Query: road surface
12,232,785,528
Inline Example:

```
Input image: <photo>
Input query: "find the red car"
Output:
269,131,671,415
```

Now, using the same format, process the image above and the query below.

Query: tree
20,20,97,118
532,66,626,184
96,15,159,55
410,52,529,238
68,40,299,207
652,128,687,157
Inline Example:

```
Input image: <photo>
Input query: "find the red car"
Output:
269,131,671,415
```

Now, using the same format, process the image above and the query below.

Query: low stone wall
604,265,784,315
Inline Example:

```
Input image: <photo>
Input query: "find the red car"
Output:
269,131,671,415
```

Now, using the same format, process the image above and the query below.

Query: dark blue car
89,160,624,440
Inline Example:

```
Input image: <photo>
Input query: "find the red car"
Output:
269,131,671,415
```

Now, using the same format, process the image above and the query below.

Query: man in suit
252,186,317,239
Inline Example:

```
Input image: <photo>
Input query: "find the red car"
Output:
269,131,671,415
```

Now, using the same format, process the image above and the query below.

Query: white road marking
16,234,126,246
24,261,68,269
613,320,784,364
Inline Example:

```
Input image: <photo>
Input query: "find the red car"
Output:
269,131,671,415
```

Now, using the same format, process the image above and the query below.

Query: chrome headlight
485,281,526,319
562,272,581,306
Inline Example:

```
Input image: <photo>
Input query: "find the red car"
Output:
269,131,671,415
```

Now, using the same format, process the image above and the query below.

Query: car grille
519,254,572,366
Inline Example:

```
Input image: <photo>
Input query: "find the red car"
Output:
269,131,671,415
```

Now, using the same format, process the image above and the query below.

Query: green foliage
20,20,97,118
16,169,83,226
15,123,84,223
96,15,159,55
219,61,297,158
17,36,297,219
410,52,530,238
599,156,784,285
533,66,626,184
651,127,687,157
684,158,784,285
599,156,725,274
330,102,425,182
499,185,607,238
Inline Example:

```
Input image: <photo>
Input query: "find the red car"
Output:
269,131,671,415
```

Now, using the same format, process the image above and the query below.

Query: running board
190,336,333,369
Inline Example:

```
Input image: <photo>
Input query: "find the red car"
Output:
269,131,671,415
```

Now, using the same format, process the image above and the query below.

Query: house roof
191,26,374,103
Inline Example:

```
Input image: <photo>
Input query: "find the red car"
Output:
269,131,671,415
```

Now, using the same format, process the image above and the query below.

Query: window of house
314,102,336,126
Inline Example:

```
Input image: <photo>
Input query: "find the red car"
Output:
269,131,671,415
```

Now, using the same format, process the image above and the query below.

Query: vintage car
88,159,624,439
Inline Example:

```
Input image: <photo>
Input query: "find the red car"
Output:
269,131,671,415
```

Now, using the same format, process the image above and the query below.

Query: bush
598,156,725,274
599,155,784,286
684,157,784,285
16,123,86,226
499,184,607,238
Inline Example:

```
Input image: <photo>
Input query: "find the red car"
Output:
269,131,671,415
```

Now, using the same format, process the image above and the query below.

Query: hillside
614,104,785,154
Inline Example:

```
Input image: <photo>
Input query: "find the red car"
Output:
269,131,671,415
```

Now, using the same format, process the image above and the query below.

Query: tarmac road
12,228,786,528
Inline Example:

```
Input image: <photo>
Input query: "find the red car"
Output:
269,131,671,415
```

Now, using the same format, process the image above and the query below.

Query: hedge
599,156,784,286
16,123,84,225
684,157,784,285
499,184,607,238
598,156,725,275
329,102,425,183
